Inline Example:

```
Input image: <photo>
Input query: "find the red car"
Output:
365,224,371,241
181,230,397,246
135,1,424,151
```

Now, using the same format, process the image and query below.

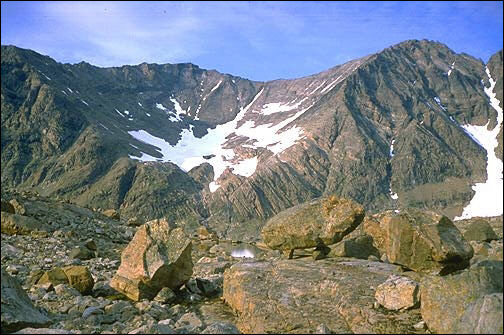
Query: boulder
375,275,420,310
1,200,15,213
37,266,94,295
223,258,422,334
363,209,473,274
463,219,498,242
420,260,503,334
37,268,68,288
110,218,193,301
1,268,51,333
261,196,365,257
62,266,94,295
1,212,44,235
154,287,177,304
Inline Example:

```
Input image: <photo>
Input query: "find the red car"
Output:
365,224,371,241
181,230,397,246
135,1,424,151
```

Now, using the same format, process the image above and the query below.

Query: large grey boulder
420,260,503,334
110,218,193,301
1,268,51,333
364,209,473,274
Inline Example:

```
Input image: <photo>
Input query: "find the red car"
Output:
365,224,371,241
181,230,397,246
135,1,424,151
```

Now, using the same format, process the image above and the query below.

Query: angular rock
153,287,177,305
463,219,499,242
110,218,193,301
375,275,420,310
175,312,204,331
261,196,365,255
421,260,503,334
1,268,51,333
364,209,473,274
1,200,15,213
62,266,94,295
223,258,421,334
329,234,381,259
1,213,44,235
37,268,68,288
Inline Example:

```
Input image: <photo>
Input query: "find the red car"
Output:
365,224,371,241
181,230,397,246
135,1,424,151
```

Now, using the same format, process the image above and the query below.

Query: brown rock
375,275,420,310
110,218,193,301
223,258,421,334
261,196,365,254
62,266,94,295
364,209,473,274
102,209,120,220
37,268,68,287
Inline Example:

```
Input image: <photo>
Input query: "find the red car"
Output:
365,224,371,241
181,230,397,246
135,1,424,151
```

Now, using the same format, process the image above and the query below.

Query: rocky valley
1,38,503,334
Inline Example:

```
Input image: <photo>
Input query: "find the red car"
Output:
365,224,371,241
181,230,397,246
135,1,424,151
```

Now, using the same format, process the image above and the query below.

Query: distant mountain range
1,40,502,240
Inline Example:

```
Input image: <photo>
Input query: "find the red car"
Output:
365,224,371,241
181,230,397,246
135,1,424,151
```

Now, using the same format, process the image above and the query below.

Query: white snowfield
128,88,312,192
455,67,503,220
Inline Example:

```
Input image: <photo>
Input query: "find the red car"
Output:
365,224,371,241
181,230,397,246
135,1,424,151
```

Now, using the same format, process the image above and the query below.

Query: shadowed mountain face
1,40,502,240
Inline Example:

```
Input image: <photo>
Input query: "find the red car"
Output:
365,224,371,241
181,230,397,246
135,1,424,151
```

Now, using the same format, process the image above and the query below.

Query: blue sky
1,1,503,81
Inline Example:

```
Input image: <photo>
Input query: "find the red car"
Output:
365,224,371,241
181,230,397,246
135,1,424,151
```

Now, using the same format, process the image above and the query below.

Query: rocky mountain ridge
1,39,503,240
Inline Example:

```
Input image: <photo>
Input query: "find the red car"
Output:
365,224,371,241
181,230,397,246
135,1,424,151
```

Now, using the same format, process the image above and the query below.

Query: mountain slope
1,40,502,239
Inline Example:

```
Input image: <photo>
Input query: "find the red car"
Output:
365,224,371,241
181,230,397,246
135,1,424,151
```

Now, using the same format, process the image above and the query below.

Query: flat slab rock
223,258,424,334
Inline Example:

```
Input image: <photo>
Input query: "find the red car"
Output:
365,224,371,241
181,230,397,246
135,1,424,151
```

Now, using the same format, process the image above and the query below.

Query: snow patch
447,62,455,76
146,113,151,117
389,187,398,200
81,100,89,106
128,89,265,192
170,98,187,115
156,103,167,111
67,87,73,93
259,98,307,116
320,75,342,94
232,156,258,177
123,110,130,115
138,102,143,107
434,97,446,111
389,139,395,157
115,109,124,117
61,90,67,96
210,80,223,93
455,66,503,220
309,80,327,95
